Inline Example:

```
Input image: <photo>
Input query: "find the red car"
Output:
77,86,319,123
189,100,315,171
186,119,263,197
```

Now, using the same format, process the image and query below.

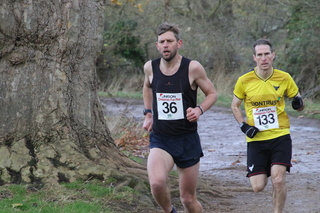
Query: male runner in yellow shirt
231,39,304,213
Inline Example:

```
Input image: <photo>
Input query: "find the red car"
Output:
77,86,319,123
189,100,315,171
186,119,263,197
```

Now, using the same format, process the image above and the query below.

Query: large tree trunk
0,0,144,185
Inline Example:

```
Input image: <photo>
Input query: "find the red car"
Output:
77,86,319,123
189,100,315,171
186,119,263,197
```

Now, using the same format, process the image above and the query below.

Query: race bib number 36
157,93,184,120
253,106,279,131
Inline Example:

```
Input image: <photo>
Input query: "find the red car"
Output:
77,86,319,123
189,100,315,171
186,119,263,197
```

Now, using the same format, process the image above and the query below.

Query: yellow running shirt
233,68,299,142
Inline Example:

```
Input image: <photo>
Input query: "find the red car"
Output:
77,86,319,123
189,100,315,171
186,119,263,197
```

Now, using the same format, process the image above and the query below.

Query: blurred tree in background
282,0,320,98
98,0,320,99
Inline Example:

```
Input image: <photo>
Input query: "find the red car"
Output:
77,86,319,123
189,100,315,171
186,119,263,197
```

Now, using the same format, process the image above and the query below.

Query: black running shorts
247,134,292,177
149,131,204,168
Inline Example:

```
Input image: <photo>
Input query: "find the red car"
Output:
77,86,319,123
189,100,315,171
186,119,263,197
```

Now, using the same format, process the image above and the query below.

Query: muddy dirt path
101,97,320,213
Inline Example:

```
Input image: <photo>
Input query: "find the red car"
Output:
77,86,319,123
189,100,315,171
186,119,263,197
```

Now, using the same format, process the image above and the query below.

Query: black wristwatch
143,109,152,115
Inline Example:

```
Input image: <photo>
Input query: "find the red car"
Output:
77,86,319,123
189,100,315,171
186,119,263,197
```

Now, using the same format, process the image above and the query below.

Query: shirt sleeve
233,78,245,100
285,73,299,98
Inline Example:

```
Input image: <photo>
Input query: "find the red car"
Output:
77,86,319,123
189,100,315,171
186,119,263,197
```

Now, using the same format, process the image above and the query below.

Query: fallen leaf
12,203,23,208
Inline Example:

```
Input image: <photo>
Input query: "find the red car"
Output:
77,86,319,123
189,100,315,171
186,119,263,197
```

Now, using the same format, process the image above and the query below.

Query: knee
250,175,268,193
251,181,267,192
252,184,265,193
149,178,167,193
272,176,286,189
180,193,196,207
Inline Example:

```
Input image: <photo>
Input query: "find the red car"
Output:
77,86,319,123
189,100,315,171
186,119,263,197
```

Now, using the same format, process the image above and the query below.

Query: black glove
240,122,259,138
292,96,304,110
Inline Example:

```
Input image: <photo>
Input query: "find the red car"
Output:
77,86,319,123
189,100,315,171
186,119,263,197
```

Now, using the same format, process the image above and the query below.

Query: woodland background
99,0,320,100
0,1,318,212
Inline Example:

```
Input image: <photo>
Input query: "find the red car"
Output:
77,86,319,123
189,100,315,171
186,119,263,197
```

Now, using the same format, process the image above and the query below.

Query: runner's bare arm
189,61,218,115
143,61,153,109
143,61,153,132
231,95,245,124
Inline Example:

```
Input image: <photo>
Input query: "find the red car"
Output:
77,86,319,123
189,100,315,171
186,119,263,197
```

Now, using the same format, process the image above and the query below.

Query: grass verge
0,179,140,213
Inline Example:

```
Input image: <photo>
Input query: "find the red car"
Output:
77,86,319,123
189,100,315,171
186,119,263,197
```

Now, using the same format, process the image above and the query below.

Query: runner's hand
186,107,200,122
143,114,153,132
292,96,304,110
240,122,259,138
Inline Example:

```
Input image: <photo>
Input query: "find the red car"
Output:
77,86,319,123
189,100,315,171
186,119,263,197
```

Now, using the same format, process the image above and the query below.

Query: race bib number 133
253,106,279,131
157,93,184,120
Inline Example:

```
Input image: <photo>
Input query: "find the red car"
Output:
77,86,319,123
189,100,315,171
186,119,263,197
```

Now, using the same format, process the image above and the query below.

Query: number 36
162,102,177,113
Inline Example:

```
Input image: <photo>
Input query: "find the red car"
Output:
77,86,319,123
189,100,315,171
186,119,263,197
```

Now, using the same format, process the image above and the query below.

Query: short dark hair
156,22,180,41
252,39,273,55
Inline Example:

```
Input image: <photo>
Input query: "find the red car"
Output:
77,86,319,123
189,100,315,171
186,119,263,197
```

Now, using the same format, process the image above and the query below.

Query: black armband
292,96,303,110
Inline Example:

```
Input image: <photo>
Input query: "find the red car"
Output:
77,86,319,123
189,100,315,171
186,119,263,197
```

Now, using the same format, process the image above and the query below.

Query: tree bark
0,0,144,185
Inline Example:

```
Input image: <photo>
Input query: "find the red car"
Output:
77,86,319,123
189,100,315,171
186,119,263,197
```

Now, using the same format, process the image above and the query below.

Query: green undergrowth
0,179,140,213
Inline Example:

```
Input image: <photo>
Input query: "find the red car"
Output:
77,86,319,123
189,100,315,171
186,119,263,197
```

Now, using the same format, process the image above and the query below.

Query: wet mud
102,97,320,213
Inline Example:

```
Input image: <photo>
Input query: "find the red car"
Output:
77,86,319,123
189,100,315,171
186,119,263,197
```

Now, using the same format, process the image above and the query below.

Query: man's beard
162,50,177,62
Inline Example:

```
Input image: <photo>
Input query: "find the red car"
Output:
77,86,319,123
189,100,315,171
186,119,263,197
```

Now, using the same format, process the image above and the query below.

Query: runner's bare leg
147,148,175,213
249,174,268,192
271,165,287,213
177,162,203,213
